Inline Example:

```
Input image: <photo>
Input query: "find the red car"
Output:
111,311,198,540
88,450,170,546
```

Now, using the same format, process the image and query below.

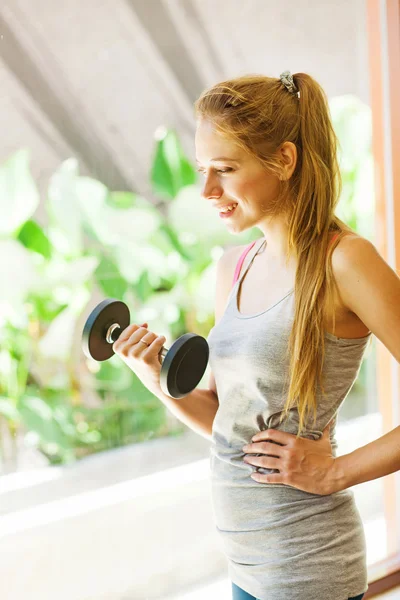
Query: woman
113,72,400,600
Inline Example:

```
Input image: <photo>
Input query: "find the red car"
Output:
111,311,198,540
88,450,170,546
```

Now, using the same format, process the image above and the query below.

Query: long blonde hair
194,73,355,437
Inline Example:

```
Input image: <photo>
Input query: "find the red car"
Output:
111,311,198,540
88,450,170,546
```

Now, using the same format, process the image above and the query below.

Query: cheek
253,175,279,201
232,178,259,199
234,179,270,206
228,170,275,203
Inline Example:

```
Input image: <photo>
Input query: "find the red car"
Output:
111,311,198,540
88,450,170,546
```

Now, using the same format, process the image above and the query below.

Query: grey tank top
206,238,372,600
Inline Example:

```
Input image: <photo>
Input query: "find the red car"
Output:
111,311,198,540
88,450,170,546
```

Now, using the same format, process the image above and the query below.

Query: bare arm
152,386,219,441
328,237,400,492
152,245,242,440
332,426,400,492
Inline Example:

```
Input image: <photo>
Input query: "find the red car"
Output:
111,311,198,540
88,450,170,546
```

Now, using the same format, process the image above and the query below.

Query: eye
196,167,233,175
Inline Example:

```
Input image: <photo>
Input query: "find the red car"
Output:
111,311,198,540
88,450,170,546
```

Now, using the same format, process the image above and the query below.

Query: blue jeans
232,582,365,600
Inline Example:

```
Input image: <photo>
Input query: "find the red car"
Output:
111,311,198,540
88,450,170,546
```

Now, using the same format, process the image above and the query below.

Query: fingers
129,329,158,350
113,323,146,348
113,323,165,359
131,334,166,363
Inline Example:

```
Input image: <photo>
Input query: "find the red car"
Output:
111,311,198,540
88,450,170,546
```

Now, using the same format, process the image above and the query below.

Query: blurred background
0,1,399,599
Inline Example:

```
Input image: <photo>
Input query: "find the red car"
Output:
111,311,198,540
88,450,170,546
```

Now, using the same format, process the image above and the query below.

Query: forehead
195,119,243,160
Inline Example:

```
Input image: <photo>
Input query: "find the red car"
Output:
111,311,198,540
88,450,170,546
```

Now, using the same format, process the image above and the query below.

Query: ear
279,141,297,179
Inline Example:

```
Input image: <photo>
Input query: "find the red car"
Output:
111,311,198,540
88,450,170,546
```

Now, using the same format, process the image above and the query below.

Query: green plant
0,129,253,470
0,98,375,470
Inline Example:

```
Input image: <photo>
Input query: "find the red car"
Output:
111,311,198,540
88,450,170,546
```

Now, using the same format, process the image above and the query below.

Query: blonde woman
113,72,400,600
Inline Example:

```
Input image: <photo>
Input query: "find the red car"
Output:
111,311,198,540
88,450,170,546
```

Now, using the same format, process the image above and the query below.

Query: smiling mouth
219,203,238,218
219,203,238,213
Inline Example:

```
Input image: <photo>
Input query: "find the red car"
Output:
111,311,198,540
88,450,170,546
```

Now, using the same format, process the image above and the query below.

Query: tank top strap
231,232,341,289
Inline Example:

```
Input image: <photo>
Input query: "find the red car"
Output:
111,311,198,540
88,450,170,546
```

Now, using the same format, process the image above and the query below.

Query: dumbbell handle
106,323,168,361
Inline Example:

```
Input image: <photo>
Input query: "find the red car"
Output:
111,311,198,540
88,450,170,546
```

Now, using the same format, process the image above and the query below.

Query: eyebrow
195,157,240,164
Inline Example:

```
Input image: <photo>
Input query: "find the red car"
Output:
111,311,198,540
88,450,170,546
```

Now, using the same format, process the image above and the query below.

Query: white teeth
220,204,238,213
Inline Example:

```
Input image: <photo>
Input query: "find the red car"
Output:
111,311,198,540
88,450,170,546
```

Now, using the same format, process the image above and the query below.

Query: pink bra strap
232,241,257,288
231,233,340,289
330,232,339,245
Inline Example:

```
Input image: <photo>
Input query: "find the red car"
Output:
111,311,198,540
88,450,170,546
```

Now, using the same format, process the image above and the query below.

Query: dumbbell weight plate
160,333,209,399
82,299,130,361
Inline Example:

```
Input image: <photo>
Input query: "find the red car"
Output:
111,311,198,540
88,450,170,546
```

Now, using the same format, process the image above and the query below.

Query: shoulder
224,242,255,271
220,242,254,266
226,242,252,260
216,242,254,287
330,232,377,273
214,243,251,322
330,232,383,310
331,232,400,362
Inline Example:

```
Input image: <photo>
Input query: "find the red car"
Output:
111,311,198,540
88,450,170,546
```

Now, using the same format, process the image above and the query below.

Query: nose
200,173,223,201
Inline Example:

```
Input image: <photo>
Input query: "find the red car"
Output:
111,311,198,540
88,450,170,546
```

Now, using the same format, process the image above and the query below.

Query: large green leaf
0,149,40,236
16,219,52,259
150,128,196,200
156,223,192,261
95,256,128,298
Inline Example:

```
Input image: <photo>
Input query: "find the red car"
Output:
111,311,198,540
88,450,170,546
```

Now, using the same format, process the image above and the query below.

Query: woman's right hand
112,322,166,395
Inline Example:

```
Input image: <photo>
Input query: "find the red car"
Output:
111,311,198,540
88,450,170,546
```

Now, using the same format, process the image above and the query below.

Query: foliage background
0,95,376,472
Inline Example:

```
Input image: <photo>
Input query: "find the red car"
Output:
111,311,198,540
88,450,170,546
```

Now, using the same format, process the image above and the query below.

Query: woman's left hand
242,421,337,496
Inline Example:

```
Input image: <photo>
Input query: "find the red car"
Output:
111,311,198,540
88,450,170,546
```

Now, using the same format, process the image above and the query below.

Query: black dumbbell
82,299,209,399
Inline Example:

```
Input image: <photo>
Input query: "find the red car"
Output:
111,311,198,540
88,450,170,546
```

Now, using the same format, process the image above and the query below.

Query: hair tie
279,71,300,98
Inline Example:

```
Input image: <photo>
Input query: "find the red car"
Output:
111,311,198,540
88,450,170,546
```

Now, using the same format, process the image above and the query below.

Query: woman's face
195,118,284,233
